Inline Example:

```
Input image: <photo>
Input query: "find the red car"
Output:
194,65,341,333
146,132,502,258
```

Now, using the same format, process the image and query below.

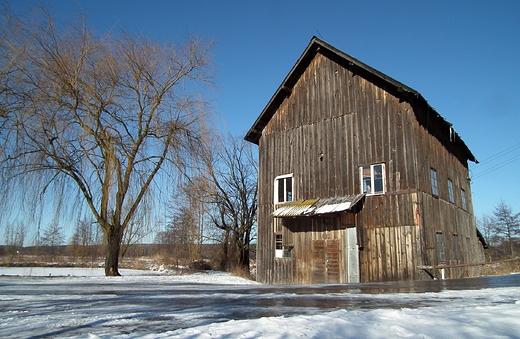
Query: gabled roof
244,37,477,164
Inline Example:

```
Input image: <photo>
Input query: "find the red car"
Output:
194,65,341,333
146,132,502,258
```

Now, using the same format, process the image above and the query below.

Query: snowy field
1,268,519,339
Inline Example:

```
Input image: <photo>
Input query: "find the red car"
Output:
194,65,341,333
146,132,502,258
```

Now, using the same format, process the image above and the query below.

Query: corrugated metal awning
271,199,319,218
271,194,365,218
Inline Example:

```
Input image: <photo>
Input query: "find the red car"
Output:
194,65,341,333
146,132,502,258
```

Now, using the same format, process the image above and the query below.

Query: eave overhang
476,227,489,249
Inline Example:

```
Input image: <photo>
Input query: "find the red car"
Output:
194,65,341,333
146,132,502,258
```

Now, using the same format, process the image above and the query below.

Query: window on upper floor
461,189,467,210
430,168,439,197
360,163,385,195
448,179,455,203
274,174,293,204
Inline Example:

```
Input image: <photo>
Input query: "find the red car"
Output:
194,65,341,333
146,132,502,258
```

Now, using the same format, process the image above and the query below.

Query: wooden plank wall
286,216,347,284
360,224,421,282
260,53,417,201
358,193,422,282
420,192,485,279
412,112,485,279
255,51,485,284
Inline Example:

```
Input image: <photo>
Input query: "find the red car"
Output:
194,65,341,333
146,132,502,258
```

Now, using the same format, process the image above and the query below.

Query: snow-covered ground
1,267,519,338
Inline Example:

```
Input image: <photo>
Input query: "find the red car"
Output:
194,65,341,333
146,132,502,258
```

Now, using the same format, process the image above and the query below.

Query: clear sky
7,0,520,222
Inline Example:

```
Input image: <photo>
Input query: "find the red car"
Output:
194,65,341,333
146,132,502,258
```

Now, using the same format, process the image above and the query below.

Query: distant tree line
478,201,520,260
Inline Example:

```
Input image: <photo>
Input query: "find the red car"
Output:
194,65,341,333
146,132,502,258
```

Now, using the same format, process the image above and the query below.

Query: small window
447,179,455,203
275,234,292,258
430,169,439,197
274,174,293,203
453,234,460,262
461,189,467,210
275,234,283,258
360,164,385,195
275,234,283,250
436,232,445,263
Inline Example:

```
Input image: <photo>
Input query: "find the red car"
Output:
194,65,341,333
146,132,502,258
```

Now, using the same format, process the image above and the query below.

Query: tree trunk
105,226,123,276
220,228,230,271
238,247,249,269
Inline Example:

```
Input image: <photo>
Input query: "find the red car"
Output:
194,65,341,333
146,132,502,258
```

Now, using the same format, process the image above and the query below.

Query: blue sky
8,0,520,221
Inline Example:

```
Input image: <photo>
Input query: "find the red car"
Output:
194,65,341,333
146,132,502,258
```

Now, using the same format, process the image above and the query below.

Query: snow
1,268,519,339
0,267,257,284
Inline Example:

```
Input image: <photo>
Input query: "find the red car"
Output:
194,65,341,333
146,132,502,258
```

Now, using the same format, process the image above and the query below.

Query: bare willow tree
202,135,257,271
0,7,26,160
0,8,213,275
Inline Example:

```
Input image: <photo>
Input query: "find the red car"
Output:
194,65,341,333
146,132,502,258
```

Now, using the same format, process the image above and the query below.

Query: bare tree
478,214,499,247
71,218,100,248
40,221,65,257
70,217,102,259
41,221,65,247
3,221,27,250
120,213,154,258
179,176,210,261
155,217,188,266
173,204,200,261
492,201,520,258
156,181,207,266
202,135,257,271
0,8,213,275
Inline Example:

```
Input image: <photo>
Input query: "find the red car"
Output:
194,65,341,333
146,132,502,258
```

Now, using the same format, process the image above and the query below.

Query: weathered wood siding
412,104,486,279
279,215,356,284
357,193,421,282
256,51,485,284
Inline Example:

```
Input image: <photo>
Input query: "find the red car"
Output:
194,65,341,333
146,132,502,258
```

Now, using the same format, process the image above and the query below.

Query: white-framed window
274,233,293,258
360,163,385,195
430,168,439,197
447,179,455,203
274,174,293,204
275,233,283,257
461,189,467,210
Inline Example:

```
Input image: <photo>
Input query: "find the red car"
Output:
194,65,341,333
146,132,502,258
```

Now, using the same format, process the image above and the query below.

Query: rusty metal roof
271,194,365,218
271,199,319,218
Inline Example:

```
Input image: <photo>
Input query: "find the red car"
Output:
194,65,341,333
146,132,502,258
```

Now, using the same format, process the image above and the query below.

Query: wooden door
312,239,340,284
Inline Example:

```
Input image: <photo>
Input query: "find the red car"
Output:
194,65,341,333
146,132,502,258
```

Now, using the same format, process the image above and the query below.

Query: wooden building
245,37,487,284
